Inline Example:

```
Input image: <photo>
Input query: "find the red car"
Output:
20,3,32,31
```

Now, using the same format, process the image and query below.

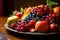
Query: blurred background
0,0,60,16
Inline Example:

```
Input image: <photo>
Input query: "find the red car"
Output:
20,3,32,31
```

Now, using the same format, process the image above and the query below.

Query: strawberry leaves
46,0,58,7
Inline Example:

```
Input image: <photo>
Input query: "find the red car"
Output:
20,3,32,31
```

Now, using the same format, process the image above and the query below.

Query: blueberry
27,17,30,19
30,12,36,15
29,18,32,20
28,14,32,18
30,12,33,14
26,20,30,23
40,18,44,20
36,17,40,20
31,15,35,18
32,13,35,16
42,16,45,19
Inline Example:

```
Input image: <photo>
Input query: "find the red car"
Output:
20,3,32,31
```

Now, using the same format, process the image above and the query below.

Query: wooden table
0,17,27,40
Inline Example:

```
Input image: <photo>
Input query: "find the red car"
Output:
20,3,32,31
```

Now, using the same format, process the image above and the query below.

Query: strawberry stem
20,7,24,13
46,0,58,7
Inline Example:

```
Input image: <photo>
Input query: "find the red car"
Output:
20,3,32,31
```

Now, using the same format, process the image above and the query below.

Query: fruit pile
7,5,60,33
7,0,60,33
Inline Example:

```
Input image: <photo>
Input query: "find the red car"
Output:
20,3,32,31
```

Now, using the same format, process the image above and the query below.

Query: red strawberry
28,20,36,28
16,13,23,18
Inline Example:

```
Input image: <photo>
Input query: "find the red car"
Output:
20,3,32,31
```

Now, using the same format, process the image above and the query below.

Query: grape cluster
24,5,53,23
10,5,60,32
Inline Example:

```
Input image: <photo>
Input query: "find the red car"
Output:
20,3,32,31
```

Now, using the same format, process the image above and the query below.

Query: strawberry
28,20,36,28
16,13,23,18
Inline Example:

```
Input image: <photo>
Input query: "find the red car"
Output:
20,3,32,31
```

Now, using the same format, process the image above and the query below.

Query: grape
50,20,53,24
36,12,41,16
33,8,37,12
41,5,45,9
17,20,21,25
36,16,40,21
42,15,45,19
49,14,52,17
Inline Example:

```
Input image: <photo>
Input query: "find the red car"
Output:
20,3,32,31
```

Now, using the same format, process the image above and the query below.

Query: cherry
50,23,57,32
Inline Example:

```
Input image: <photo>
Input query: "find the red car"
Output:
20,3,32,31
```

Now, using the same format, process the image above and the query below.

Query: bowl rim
4,23,58,35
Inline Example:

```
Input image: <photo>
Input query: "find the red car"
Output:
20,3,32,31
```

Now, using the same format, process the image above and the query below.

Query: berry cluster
9,5,60,33
10,20,37,32
24,5,53,23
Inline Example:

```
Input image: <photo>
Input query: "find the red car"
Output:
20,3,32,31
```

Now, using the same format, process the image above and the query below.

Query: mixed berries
8,5,60,33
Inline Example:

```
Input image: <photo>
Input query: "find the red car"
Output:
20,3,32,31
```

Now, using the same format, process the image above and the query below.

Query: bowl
4,23,60,39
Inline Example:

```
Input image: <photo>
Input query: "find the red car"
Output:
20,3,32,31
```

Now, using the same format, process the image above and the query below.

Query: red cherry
28,20,36,28
50,23,57,32
10,23,17,29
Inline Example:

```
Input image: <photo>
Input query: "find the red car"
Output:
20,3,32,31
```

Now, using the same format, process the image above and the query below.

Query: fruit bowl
5,0,60,39
4,23,60,39
4,23,60,35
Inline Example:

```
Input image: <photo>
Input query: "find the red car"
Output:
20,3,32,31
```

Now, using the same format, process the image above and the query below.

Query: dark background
0,0,60,16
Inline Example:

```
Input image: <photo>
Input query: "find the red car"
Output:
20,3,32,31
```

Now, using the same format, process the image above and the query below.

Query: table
0,17,26,40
